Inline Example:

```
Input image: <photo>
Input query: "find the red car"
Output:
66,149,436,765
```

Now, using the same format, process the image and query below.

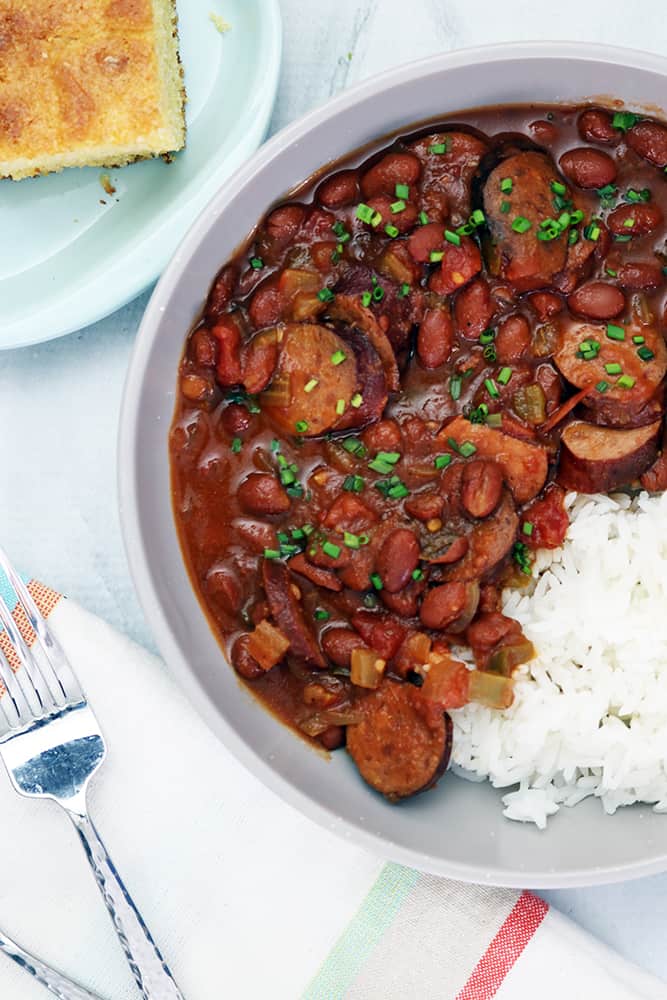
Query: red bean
376,529,420,593
529,119,558,144
322,627,365,667
351,611,406,659
527,291,563,320
607,203,664,236
427,535,469,565
212,316,243,386
191,327,218,367
381,578,424,618
535,362,562,414
407,222,443,263
181,374,213,402
242,334,279,394
362,419,403,455
248,280,284,328
206,265,237,321
405,491,444,523
366,195,418,233
454,278,494,340
361,152,421,198
237,473,291,515
559,147,617,189
461,460,503,519
420,581,479,631
319,726,345,751
232,634,263,680
221,403,252,436
417,307,454,368
430,236,482,295
567,281,625,319
495,314,531,362
266,204,306,243
617,261,664,289
316,169,360,209
207,568,241,616
627,121,667,167
577,109,617,144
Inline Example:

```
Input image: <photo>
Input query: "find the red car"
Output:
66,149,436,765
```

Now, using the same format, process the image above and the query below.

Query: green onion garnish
343,475,365,493
430,251,445,263
500,200,511,213
295,420,308,433
343,531,361,549
264,548,280,559
434,454,452,469
342,437,366,456
361,291,372,307
318,288,335,302
596,380,609,393
449,375,462,400
617,374,636,389
623,217,635,228
625,187,651,203
633,335,645,345
479,328,495,345
605,362,622,375
444,229,461,246
522,521,534,537
418,211,429,225
355,203,374,223
350,393,363,408
607,324,625,341
430,142,449,154
304,378,318,393
612,111,640,131
322,541,341,559
398,282,410,298
331,350,347,365
314,609,330,621
511,216,531,233
231,437,242,453
395,183,410,199
412,569,423,581
385,224,399,238
497,367,513,386
391,199,407,214
500,177,513,193
250,257,263,269
484,378,499,399
638,346,655,361
370,573,383,590
458,441,477,458
551,180,567,196
583,222,601,241
335,398,346,415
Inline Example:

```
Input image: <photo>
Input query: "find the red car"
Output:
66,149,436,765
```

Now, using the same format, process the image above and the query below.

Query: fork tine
0,548,83,705
0,643,31,731
0,589,55,716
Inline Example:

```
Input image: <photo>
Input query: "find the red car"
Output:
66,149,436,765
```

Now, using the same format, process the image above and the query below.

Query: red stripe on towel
455,891,548,1000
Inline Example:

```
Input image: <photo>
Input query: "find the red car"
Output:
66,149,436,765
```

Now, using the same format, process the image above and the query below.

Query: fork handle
0,932,103,1000
67,810,184,1000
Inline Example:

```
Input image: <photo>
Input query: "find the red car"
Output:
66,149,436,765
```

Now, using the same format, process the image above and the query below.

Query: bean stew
170,103,667,801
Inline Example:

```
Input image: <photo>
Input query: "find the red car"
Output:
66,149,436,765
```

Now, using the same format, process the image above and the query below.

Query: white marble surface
3,0,667,985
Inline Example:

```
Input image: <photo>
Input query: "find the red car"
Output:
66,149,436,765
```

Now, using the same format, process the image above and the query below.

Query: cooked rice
451,490,667,828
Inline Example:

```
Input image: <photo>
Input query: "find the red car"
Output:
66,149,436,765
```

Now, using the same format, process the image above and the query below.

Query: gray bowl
119,41,667,887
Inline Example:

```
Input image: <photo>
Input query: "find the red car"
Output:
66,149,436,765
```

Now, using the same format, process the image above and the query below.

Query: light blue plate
0,0,282,350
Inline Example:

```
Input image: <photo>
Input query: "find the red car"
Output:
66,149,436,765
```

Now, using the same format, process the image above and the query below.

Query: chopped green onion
479,328,495,345
343,474,365,493
411,568,423,581
444,229,461,246
449,375,462,400
483,344,497,362
361,291,372,307
497,367,513,386
376,451,400,465
583,222,601,241
370,573,383,590
372,283,385,302
434,454,452,470
322,541,341,559
470,209,485,226
430,141,449,154
314,608,330,621
399,282,410,298
596,380,609,393
343,531,361,549
605,267,618,277
467,403,489,424
387,481,409,499
304,378,319,393
604,362,622,375
638,346,655,361
568,229,579,245
395,183,410,199
569,209,585,225
612,111,640,131
342,437,366,456
500,200,511,213
332,220,349,239
418,211,429,225
606,324,625,341
350,393,363,408
368,458,394,475
264,548,280,559
512,541,532,576
487,412,503,428
623,217,635,228
318,287,335,302
270,439,280,452
511,216,532,233
459,441,477,458
355,203,374,223
613,234,632,243
500,177,513,193
522,521,534,537
625,187,651,203
632,335,645,345
250,257,263,269
295,420,309,433
617,374,636,389
430,250,445,263
231,437,242,453
484,378,499,399
596,183,617,203
385,224,399,238
335,398,346,415
331,350,347,365
391,199,407,214
551,180,567,195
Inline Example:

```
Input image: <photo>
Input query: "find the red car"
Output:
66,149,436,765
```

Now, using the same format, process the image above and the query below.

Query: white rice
450,490,667,828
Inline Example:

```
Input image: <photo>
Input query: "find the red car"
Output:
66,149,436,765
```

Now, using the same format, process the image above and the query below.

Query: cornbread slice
0,0,186,180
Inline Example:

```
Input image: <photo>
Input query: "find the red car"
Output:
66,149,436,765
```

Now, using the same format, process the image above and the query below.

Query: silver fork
0,549,184,1000
0,924,104,999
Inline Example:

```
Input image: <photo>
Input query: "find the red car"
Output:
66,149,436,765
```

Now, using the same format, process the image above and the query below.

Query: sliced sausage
262,559,326,667
626,121,667,168
567,282,625,320
326,294,400,391
419,581,480,632
333,328,389,432
557,419,662,493
288,553,343,592
439,416,548,502
439,490,519,582
559,147,616,188
346,681,452,800
375,528,420,593
461,459,504,518
260,323,358,436
483,152,569,291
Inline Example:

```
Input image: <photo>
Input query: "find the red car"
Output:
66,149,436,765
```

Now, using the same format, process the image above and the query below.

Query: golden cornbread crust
0,0,186,180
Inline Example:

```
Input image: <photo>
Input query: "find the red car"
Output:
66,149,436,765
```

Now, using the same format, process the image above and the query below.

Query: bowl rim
119,40,667,887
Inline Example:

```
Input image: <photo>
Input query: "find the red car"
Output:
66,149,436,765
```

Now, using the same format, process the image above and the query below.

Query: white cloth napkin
0,593,664,999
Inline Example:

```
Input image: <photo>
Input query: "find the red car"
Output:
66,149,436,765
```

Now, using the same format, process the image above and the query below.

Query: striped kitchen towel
0,579,664,1000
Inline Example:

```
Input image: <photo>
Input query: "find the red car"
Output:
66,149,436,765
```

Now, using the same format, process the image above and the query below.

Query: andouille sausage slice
262,559,326,667
439,417,548,503
553,320,667,411
346,680,453,800
260,323,358,436
333,328,389,432
483,152,569,291
326,294,400,391
440,490,519,583
557,419,662,493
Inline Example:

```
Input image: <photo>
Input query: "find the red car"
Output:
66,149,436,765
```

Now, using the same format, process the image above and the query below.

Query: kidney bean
242,334,279,394
461,460,503,519
207,568,241,615
248,279,284,328
362,419,403,454
316,169,360,209
417,307,454,368
427,535,469,565
365,195,418,233
221,403,252,435
495,314,531,363
527,291,563,320
465,612,522,661
361,152,421,198
627,121,667,167
454,277,494,340
231,634,263,680
237,473,291,515
529,119,558,144
264,208,304,253
180,374,213,403
319,726,346,751
431,237,482,295
205,264,237,321
381,578,425,618
322,494,377,531
607,203,664,235
420,187,450,224
338,549,374,591
236,519,278,553
567,281,625,319
420,581,479,632
535,362,562,414
577,108,617,144
559,147,617,188
300,207,337,240
351,610,406,659
191,327,218,367
376,529,420,593
407,222,443,263
321,627,365,667
212,316,243,386
405,491,444,522
617,261,664,289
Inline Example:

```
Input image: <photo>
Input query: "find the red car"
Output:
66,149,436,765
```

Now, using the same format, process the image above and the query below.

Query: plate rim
0,0,283,352
119,40,667,888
